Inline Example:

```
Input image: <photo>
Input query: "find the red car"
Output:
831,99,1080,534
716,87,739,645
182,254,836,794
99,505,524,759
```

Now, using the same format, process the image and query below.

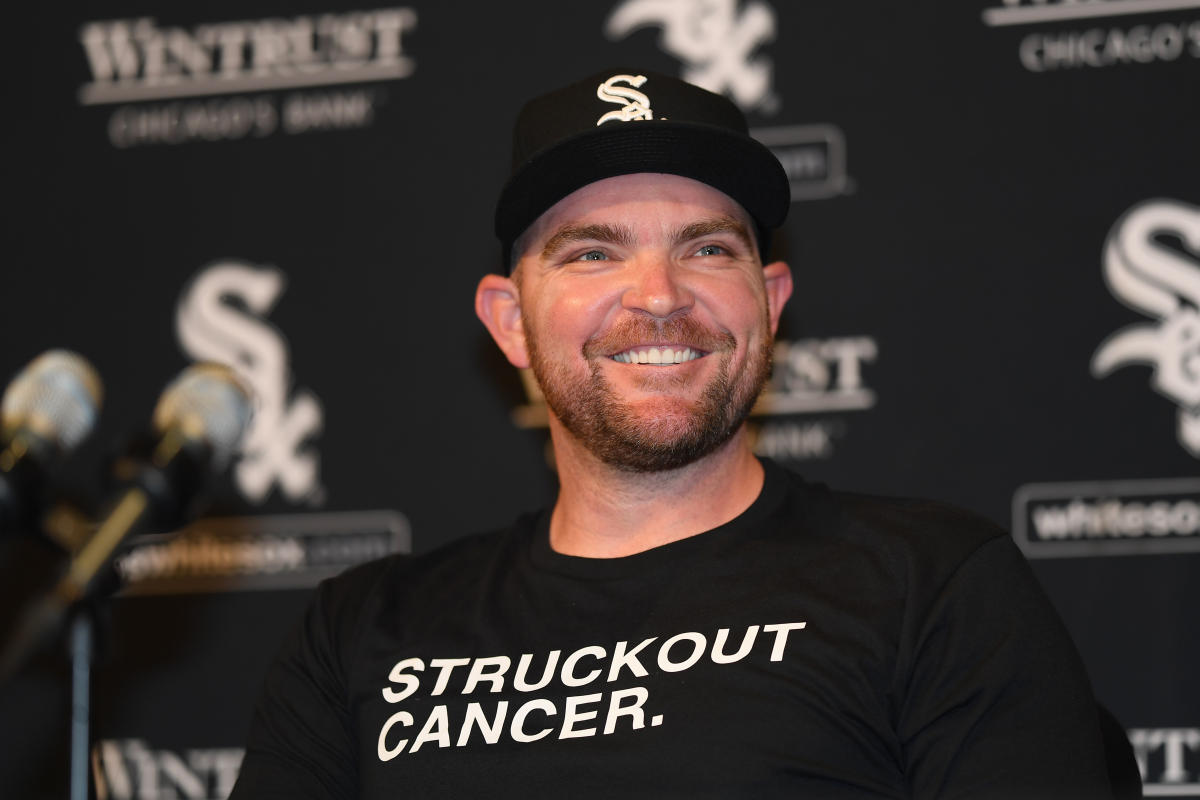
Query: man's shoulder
768,461,1012,576
834,488,1006,545
769,464,1042,631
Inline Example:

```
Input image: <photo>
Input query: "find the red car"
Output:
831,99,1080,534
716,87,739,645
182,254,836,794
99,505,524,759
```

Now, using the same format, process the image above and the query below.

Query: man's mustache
583,315,735,358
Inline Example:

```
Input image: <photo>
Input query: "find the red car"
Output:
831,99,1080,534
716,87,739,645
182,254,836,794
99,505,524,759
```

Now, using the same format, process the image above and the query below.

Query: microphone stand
0,439,201,800
39,444,183,800
1,362,250,799
68,607,93,800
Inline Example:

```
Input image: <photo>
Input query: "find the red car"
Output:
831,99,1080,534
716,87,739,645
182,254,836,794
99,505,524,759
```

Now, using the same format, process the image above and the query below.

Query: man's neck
547,426,765,558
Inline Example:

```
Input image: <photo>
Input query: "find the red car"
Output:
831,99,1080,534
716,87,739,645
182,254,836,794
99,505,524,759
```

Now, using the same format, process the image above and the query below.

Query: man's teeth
611,347,702,365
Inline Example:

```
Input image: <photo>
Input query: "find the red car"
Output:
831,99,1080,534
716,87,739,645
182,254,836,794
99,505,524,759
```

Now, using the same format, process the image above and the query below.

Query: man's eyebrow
540,223,636,260
674,217,754,251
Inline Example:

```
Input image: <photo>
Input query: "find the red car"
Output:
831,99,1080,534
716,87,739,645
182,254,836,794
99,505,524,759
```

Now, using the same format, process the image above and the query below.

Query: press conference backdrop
1,1,1197,796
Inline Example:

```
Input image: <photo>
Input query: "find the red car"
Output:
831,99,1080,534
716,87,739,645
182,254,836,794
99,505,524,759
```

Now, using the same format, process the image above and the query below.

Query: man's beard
526,314,773,473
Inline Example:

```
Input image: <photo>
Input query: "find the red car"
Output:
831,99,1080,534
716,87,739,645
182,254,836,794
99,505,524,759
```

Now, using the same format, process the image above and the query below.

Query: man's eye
576,250,608,261
695,244,726,256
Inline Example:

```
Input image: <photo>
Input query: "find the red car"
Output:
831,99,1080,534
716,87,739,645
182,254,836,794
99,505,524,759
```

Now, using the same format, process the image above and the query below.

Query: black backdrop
2,1,1198,796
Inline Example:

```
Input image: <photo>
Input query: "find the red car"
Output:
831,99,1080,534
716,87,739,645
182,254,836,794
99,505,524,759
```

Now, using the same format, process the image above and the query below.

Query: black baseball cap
494,68,790,266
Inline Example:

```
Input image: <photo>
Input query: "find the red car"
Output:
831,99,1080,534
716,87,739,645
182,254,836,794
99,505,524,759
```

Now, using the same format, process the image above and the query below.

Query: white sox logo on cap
596,74,655,125
495,67,788,261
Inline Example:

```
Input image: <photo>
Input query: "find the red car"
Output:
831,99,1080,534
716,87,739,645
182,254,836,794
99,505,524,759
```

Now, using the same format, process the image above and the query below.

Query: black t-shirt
231,460,1111,798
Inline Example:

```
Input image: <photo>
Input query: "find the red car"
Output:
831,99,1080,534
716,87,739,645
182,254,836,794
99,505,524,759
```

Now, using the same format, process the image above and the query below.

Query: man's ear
762,260,793,335
475,274,529,369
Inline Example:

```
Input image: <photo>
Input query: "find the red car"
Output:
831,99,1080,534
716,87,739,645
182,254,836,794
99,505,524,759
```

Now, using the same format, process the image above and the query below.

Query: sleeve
894,534,1113,799
228,575,362,800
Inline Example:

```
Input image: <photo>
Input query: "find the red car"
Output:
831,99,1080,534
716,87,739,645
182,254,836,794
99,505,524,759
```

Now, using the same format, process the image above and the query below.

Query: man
231,69,1112,798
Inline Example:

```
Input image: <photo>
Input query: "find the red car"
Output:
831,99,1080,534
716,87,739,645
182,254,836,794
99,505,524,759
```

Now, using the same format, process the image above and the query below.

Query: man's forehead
523,173,756,249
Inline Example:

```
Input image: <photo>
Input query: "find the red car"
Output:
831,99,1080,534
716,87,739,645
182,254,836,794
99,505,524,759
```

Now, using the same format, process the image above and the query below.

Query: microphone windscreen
151,363,253,468
1,350,103,451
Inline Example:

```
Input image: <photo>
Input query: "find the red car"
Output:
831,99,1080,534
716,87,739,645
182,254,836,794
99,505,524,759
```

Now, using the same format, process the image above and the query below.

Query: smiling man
477,170,791,557
231,70,1114,799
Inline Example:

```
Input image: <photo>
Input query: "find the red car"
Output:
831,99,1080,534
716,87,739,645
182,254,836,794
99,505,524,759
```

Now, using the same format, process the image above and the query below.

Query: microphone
0,362,252,682
1,351,103,536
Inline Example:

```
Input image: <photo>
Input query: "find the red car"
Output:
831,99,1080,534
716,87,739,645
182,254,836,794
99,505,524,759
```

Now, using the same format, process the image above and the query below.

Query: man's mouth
610,346,706,365
585,316,732,367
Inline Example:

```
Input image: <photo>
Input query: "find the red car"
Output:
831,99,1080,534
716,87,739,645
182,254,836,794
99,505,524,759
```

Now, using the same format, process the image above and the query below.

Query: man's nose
621,256,694,319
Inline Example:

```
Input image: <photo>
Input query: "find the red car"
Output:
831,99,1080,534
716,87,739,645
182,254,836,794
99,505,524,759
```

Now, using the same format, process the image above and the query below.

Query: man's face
492,173,792,472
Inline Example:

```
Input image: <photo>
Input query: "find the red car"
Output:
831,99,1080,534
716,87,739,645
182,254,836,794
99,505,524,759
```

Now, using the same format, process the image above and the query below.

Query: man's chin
625,418,707,449
622,393,708,418
593,421,740,473
583,399,740,471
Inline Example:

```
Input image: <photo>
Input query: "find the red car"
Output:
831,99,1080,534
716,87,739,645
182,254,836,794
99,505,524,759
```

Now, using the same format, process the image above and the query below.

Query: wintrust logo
79,11,416,104
755,337,876,415
78,10,417,146
1129,727,1200,796
1092,199,1200,458
177,260,324,505
93,739,242,800
980,0,1200,72
604,0,779,114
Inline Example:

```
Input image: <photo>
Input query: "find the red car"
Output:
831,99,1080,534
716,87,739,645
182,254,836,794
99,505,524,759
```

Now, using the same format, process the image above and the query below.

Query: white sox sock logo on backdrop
177,260,324,504
1092,199,1200,457
596,74,655,124
605,0,778,114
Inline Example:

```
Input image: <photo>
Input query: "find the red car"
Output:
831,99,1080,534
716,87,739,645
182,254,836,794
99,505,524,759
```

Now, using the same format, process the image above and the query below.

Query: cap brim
494,121,790,251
